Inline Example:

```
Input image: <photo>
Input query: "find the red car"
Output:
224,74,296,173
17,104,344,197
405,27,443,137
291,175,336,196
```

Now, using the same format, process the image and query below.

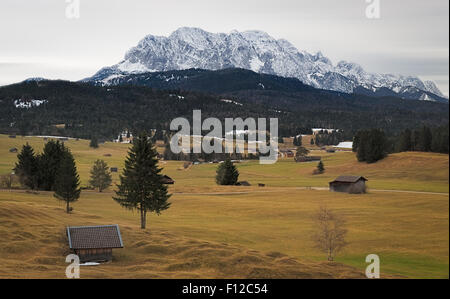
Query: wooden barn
67,225,124,263
329,176,368,194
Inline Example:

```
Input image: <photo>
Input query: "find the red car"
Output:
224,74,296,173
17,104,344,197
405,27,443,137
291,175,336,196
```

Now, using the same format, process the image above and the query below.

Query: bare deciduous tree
312,206,348,261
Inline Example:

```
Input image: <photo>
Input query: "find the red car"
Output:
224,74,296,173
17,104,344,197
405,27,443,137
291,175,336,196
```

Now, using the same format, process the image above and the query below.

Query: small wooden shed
67,225,124,262
329,176,368,194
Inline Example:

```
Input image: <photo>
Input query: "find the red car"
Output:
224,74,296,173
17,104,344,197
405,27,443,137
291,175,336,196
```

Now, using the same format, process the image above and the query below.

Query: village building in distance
114,130,133,143
311,128,339,135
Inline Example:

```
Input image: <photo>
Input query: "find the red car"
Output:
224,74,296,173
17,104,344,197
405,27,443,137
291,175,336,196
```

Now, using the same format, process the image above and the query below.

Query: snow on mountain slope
86,27,446,102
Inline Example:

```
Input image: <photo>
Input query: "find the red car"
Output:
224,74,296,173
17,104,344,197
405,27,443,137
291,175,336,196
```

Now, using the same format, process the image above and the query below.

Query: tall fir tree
356,129,387,163
356,131,369,162
90,136,99,148
418,126,432,152
216,158,239,185
295,146,310,158
89,159,112,192
317,161,325,174
397,129,412,152
39,140,67,191
53,149,81,213
14,143,38,189
114,132,171,229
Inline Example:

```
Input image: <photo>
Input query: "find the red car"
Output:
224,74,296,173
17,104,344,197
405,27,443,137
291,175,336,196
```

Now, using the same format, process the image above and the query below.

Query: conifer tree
216,158,239,185
53,149,81,213
114,132,171,229
397,129,412,152
14,143,38,189
356,129,387,163
39,140,67,191
90,136,99,148
295,146,310,158
317,161,325,174
418,126,432,152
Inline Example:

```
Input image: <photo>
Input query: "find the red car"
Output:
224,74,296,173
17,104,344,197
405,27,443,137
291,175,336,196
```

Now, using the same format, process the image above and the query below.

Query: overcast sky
0,0,448,95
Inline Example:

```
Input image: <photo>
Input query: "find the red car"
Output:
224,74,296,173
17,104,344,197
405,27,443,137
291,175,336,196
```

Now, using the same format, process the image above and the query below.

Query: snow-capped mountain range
87,27,447,102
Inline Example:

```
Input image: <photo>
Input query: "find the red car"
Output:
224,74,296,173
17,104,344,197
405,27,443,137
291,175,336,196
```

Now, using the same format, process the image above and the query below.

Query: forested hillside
0,78,448,140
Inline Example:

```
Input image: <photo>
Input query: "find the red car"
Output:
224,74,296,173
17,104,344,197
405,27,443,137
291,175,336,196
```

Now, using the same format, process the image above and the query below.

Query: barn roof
67,225,123,249
330,176,368,184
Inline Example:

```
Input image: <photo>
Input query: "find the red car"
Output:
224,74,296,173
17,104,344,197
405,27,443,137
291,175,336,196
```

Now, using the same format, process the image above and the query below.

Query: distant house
333,142,353,150
329,176,368,194
8,135,16,139
161,175,175,184
114,130,133,143
110,167,118,173
312,128,338,135
66,225,124,263
9,148,18,153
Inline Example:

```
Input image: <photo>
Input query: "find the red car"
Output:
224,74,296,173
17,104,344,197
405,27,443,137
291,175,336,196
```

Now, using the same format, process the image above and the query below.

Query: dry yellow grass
0,190,369,279
0,135,448,278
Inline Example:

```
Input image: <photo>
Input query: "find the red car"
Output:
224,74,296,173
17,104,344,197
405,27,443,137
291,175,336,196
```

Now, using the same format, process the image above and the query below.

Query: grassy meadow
0,134,448,278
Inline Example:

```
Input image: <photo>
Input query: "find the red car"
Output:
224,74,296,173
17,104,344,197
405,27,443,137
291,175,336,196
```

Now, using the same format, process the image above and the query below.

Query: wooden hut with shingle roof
329,176,368,194
67,225,124,262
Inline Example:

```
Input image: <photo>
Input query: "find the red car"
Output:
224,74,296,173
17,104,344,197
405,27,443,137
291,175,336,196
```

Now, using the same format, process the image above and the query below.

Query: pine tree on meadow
14,143,38,190
53,148,81,213
216,158,239,185
113,132,171,229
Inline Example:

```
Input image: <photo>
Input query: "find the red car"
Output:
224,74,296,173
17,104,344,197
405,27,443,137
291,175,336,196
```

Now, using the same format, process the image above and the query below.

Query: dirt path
2,187,448,196
172,187,449,196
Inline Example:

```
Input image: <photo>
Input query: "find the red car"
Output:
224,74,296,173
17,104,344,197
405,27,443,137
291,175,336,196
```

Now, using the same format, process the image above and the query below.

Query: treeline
394,126,448,154
14,140,75,191
162,143,261,162
14,140,81,213
313,131,345,146
1,79,448,142
353,125,449,164
353,129,388,163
